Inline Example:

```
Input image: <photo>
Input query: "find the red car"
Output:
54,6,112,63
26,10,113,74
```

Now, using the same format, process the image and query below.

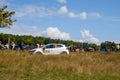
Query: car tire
60,51,67,55
36,52,42,55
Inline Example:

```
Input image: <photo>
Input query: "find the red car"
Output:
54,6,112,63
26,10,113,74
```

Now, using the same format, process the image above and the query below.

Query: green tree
100,41,116,51
0,5,16,28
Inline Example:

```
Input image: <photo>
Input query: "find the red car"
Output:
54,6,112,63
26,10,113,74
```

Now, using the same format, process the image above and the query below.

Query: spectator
0,41,4,49
36,43,40,48
116,44,120,51
19,42,24,50
0,41,2,47
5,43,9,49
11,42,15,50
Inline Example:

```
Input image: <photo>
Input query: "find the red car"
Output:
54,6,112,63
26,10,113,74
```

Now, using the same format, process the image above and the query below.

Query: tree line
0,33,120,52
0,33,100,51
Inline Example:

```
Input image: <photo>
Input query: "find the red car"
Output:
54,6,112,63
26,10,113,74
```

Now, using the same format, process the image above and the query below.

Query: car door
50,44,63,54
53,44,64,54
43,44,55,55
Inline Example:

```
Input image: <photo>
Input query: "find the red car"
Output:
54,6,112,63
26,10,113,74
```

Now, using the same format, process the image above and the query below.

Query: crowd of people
0,41,43,51
68,46,95,52
0,41,25,50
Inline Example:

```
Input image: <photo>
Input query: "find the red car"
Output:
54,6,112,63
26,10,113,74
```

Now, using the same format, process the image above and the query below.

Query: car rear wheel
60,51,67,55
36,52,42,55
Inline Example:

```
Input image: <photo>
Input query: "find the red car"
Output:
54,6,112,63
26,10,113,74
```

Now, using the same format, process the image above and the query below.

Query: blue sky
0,0,120,44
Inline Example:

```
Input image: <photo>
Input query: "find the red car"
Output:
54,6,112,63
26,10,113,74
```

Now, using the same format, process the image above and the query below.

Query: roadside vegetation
0,50,120,80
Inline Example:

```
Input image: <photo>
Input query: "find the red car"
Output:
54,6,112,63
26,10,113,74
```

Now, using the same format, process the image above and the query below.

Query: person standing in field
0,41,3,49
19,42,24,50
11,42,15,50
0,41,2,47
5,43,9,49
36,43,40,48
116,44,120,51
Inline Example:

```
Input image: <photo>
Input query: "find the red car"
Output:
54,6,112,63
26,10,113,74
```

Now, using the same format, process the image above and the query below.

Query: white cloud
58,0,67,3
68,12,88,20
68,12,102,20
58,6,68,14
79,12,87,20
81,30,92,38
0,24,42,36
78,40,84,43
80,30,100,44
15,5,57,18
14,5,102,20
68,12,77,18
42,27,71,40
89,12,102,18
0,25,71,40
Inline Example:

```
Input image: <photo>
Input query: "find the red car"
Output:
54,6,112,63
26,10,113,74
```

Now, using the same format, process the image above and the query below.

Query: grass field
0,50,120,80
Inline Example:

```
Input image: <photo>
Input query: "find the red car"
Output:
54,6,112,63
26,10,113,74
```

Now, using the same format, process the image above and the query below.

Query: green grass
0,50,120,80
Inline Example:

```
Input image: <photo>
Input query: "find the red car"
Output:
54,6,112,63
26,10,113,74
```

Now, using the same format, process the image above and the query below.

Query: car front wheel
36,52,42,55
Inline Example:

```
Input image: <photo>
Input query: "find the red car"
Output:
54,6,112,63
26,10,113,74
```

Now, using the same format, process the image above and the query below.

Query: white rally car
30,44,69,55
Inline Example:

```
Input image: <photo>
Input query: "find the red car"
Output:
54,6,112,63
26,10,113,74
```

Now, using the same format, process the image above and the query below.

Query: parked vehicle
29,44,69,55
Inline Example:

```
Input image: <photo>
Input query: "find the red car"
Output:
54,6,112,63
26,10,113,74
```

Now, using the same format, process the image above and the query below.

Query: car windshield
40,45,45,48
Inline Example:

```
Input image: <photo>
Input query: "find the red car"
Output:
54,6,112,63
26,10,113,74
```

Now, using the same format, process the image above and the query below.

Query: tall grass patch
0,50,120,80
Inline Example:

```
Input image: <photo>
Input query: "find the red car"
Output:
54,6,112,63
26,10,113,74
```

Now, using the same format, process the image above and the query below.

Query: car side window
45,45,54,49
56,45,63,48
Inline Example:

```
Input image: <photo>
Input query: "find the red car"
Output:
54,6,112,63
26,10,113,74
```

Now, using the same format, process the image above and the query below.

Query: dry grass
0,50,120,80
